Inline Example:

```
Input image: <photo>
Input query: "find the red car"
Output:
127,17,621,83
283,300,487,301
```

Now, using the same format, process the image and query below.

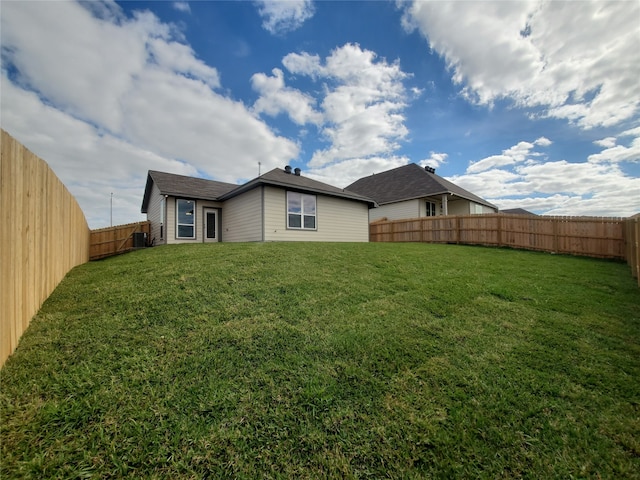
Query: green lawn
1,243,639,479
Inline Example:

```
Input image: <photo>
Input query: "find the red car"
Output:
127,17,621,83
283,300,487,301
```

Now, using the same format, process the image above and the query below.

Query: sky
1,0,639,228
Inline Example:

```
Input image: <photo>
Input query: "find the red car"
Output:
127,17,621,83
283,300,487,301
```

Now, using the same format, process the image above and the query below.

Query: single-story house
346,163,498,222
499,208,537,216
141,166,376,244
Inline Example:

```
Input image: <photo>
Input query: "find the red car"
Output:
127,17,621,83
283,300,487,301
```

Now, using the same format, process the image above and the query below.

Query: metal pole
110,192,113,227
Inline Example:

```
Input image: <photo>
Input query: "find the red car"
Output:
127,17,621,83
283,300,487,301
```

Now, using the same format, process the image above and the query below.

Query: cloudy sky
2,0,639,228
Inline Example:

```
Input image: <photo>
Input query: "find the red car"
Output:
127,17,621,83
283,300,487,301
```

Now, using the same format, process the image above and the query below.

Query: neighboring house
141,166,376,244
346,163,498,222
499,208,537,216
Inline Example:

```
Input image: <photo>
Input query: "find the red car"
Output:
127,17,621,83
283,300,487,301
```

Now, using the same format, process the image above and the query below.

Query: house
140,166,376,244
500,208,537,216
346,163,497,222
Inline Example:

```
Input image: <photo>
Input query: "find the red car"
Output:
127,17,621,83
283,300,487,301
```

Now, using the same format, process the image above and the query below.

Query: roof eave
220,178,376,206
378,191,497,210
141,173,154,213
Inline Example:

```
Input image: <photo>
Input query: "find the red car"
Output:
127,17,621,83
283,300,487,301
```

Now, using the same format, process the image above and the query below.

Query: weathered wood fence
1,130,90,367
90,221,150,260
370,213,640,286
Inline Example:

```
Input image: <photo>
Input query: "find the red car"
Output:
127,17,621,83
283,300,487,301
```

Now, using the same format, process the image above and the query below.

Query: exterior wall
164,196,223,244
370,197,497,221
419,198,444,217
447,199,497,215
447,198,472,216
369,199,421,222
472,202,497,214
264,186,369,242
145,183,166,245
220,187,263,242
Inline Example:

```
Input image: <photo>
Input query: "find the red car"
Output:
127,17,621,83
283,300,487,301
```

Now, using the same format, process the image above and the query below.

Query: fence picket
370,213,639,285
1,130,90,367
89,221,150,260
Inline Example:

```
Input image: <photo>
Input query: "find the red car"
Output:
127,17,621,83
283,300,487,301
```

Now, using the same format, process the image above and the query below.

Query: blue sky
2,0,639,228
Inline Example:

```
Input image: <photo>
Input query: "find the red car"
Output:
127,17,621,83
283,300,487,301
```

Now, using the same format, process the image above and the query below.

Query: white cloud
534,136,552,147
588,135,640,164
419,152,448,169
467,138,551,174
251,68,323,126
449,137,640,217
621,126,640,138
147,39,220,88
1,73,194,228
1,1,299,227
282,51,322,78
250,43,410,182
255,0,315,34
276,44,409,168
172,2,191,13
594,137,617,148
467,155,517,174
306,156,410,189
402,0,640,129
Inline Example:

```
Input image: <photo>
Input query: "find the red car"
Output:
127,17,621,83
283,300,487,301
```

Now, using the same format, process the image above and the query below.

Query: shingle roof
219,168,376,205
141,170,238,213
346,163,496,209
141,167,376,213
500,208,537,216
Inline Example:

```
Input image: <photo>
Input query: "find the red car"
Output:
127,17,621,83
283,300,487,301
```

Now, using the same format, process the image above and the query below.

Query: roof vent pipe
284,165,292,174
294,167,301,176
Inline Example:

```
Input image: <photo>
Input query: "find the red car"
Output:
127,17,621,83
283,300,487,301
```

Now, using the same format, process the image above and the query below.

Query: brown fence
371,214,640,285
1,130,90,367
90,221,151,260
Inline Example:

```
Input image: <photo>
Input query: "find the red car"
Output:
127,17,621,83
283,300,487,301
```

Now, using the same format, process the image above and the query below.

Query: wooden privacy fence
371,213,640,286
1,130,90,367
90,221,151,260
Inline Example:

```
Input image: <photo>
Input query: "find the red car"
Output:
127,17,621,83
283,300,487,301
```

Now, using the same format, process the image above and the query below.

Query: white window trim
426,201,437,217
176,198,196,239
287,191,317,230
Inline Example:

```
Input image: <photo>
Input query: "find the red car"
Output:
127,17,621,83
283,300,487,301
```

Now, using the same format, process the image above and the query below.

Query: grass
1,242,639,479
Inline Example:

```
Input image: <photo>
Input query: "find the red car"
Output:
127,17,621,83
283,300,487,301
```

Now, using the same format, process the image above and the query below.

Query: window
426,201,436,217
176,199,195,238
287,192,316,230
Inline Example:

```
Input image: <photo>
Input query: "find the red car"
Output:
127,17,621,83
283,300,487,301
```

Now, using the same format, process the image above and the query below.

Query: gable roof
219,168,376,206
141,170,237,213
141,167,376,213
500,208,537,216
346,163,496,209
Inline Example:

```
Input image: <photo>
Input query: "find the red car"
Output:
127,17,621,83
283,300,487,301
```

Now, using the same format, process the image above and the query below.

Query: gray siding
264,186,369,242
369,199,421,222
372,197,497,220
164,196,223,244
221,187,263,242
145,183,166,245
